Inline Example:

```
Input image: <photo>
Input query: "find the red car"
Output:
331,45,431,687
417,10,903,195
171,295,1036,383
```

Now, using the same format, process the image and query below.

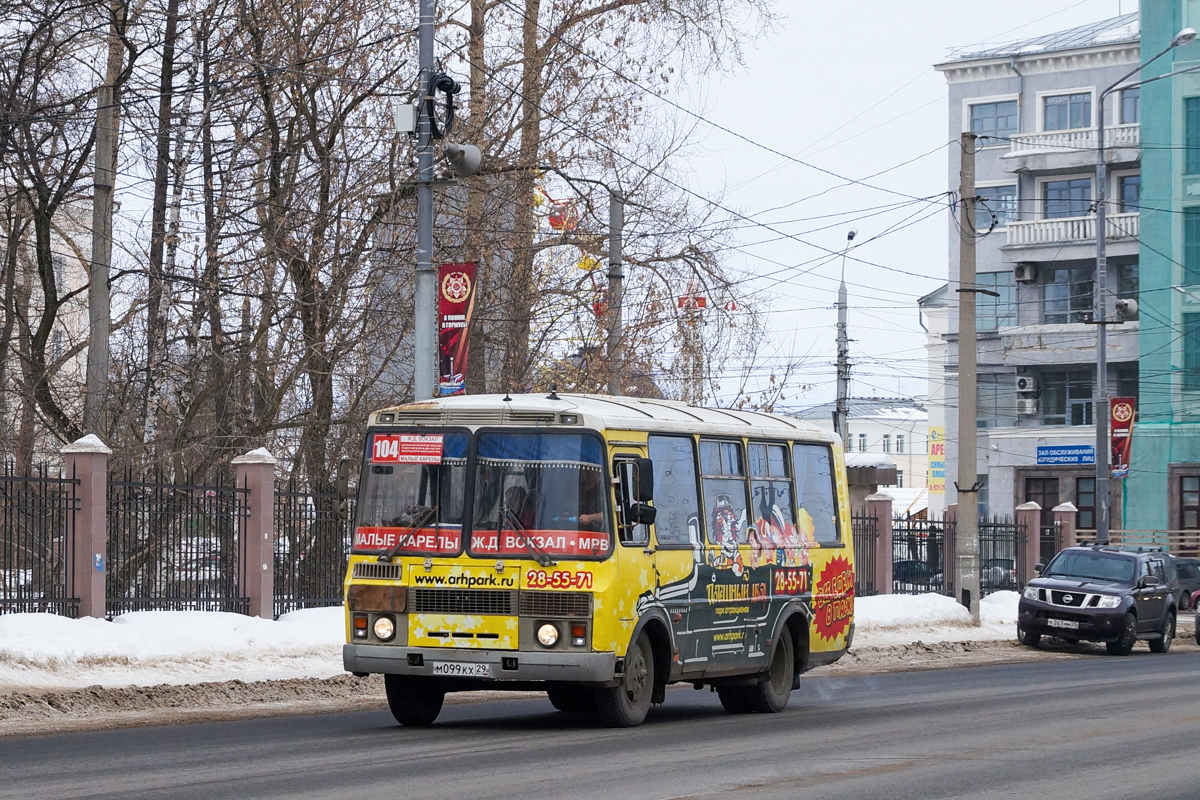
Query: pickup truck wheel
1150,611,1175,654
1017,625,1040,648
1106,613,1138,656
384,675,444,726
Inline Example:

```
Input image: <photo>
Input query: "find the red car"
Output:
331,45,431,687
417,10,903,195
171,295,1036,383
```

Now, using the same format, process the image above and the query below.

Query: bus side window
613,456,649,546
648,435,700,547
749,442,796,559
792,444,840,544
700,439,748,546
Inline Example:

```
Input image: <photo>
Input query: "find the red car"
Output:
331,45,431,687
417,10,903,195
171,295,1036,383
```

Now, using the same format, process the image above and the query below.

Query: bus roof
372,393,836,444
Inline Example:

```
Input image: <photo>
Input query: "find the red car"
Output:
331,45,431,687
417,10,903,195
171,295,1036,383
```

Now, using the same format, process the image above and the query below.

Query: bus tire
716,687,753,714
547,687,597,713
596,632,654,727
747,631,794,714
384,674,445,726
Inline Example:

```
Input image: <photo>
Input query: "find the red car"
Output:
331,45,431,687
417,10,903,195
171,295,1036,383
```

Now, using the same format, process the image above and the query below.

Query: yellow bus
342,393,855,727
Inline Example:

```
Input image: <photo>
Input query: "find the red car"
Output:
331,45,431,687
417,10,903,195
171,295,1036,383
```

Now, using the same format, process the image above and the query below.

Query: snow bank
854,591,1018,647
0,607,346,690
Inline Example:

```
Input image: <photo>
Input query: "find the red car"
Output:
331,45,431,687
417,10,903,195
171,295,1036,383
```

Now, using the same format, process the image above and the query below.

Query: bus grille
409,589,516,615
519,591,591,618
352,562,403,581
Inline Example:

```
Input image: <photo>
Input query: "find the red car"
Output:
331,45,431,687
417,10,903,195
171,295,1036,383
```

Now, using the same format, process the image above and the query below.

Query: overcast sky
679,0,1133,411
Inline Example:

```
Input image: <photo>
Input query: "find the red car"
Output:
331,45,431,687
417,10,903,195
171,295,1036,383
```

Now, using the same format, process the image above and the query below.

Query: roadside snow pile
854,591,1018,647
0,607,345,691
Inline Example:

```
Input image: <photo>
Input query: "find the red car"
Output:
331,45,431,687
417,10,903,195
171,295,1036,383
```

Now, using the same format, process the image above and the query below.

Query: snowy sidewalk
0,593,1020,692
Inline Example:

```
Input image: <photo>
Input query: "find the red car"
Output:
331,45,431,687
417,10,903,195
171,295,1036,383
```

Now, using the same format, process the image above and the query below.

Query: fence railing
106,471,250,615
851,508,878,597
274,485,352,617
0,464,79,615
892,516,949,595
979,518,1023,594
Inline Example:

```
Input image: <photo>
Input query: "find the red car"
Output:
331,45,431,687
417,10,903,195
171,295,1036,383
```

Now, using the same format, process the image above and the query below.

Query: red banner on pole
1110,397,1135,478
438,263,477,395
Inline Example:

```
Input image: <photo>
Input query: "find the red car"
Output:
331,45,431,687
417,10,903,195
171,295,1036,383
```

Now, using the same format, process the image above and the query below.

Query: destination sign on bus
371,433,444,464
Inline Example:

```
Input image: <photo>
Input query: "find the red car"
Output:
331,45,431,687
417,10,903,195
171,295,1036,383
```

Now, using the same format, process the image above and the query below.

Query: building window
882,434,892,454
1043,178,1092,218
1076,477,1096,530
977,271,1017,331
1186,208,1200,285
975,185,1017,230
1042,267,1094,324
1041,370,1094,426
1186,97,1200,175
1116,363,1139,401
1043,92,1092,131
1185,313,1200,391
1118,262,1138,303
977,373,1016,429
1025,477,1060,510
896,434,905,454
1118,175,1140,214
1182,476,1200,529
858,433,867,452
1121,87,1140,124
970,100,1018,142
896,471,904,488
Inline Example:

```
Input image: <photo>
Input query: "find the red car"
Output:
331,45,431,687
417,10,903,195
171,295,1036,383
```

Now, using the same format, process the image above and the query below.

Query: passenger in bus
576,468,604,531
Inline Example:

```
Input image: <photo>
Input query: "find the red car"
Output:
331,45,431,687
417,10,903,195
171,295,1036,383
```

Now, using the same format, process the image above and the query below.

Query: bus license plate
1047,618,1079,629
431,661,492,678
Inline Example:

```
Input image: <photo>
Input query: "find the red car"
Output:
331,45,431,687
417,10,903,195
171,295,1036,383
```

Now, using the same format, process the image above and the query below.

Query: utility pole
607,190,624,396
1094,98,1111,545
413,0,437,400
955,131,981,622
85,9,125,434
834,229,856,443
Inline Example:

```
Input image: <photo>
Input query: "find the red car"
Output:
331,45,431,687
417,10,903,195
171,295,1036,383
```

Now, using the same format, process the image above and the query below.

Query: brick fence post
866,493,893,595
1016,502,1042,586
233,448,277,618
1053,502,1078,550
944,504,957,598
61,435,111,619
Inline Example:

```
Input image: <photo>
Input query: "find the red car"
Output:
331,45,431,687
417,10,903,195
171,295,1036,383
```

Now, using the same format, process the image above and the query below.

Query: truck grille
409,589,516,615
1050,590,1089,607
519,591,591,618
352,562,403,581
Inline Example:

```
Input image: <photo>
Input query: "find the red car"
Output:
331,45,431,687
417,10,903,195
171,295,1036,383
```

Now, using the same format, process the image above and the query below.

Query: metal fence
1039,520,1062,566
851,508,878,597
274,484,352,617
979,518,1023,594
892,515,949,595
0,464,79,615
106,471,249,615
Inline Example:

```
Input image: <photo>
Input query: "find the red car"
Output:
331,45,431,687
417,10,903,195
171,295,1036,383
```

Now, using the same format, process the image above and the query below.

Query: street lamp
1093,27,1196,544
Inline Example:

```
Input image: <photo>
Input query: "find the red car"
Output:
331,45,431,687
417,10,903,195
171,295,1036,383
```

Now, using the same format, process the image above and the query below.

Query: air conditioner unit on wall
1014,263,1037,284
1016,398,1038,415
1016,375,1038,394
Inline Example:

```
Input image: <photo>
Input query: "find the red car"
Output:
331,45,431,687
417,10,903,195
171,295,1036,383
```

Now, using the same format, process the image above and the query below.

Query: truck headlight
373,615,396,641
1097,595,1121,609
537,623,559,647
1022,585,1038,600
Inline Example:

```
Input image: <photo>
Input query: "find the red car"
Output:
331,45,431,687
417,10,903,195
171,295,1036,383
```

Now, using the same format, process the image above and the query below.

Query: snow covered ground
0,593,1019,691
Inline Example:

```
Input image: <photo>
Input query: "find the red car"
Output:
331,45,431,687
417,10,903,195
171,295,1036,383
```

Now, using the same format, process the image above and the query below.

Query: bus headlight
537,623,559,647
373,615,396,641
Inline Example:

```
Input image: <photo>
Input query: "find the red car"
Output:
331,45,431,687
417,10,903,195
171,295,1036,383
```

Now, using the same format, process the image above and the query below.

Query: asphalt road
4,651,1200,800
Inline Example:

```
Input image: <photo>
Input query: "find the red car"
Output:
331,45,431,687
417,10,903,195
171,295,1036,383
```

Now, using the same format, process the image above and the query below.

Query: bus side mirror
634,457,654,503
336,457,354,521
630,503,657,525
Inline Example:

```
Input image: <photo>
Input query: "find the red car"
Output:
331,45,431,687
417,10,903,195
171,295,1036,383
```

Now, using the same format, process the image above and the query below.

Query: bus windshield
353,431,468,555
470,431,611,559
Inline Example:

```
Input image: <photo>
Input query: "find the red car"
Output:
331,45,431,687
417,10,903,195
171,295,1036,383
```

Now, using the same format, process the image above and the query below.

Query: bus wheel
596,632,654,727
384,674,445,726
716,687,753,714
747,632,794,713
547,687,597,713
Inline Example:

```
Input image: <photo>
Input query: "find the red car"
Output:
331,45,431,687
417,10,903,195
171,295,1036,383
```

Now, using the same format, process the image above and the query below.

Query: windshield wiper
378,505,439,562
503,508,557,567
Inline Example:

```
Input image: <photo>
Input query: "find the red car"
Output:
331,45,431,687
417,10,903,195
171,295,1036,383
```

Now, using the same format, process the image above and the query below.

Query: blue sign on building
1036,445,1095,465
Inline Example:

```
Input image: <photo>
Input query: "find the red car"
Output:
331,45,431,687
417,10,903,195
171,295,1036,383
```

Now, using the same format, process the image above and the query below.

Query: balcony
1002,124,1139,172
1002,212,1139,262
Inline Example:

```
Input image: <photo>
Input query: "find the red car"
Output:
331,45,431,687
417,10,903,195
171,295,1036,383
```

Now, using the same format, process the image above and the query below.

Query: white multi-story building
791,397,928,490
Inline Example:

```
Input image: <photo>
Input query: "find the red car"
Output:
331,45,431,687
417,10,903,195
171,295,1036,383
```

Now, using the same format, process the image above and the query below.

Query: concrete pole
835,231,855,442
607,190,624,396
1094,95,1111,544
413,0,437,400
956,132,980,621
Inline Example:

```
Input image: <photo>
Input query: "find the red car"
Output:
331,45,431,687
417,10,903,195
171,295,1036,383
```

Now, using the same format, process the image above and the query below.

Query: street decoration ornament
1110,397,1136,478
438,263,477,396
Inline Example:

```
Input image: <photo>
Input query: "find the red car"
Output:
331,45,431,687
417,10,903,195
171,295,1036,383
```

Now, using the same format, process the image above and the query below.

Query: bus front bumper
343,644,617,683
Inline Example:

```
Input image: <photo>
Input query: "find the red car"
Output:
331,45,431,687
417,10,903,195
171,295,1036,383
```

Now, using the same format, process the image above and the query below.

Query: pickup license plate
1047,618,1079,629
431,661,492,678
